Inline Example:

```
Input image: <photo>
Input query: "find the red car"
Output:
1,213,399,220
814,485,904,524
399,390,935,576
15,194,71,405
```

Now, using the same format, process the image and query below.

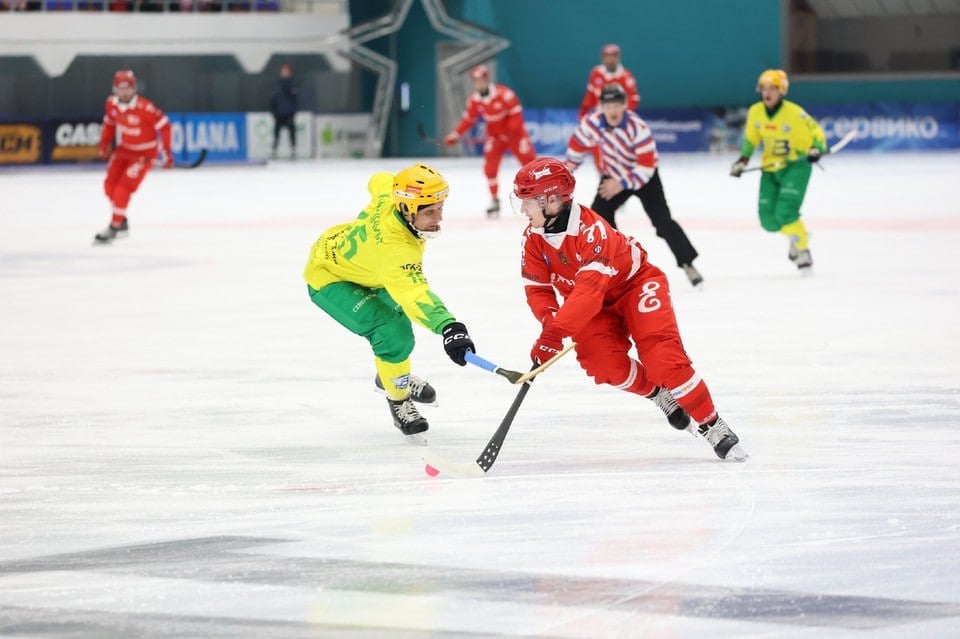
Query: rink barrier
0,110,371,166
2,103,955,165
520,102,960,156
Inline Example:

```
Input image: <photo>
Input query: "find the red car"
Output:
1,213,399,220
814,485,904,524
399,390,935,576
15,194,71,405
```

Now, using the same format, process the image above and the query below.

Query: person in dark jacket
270,63,299,159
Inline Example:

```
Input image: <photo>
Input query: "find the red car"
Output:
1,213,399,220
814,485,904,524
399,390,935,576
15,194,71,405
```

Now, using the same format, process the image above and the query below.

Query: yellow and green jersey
303,173,455,334
742,99,826,172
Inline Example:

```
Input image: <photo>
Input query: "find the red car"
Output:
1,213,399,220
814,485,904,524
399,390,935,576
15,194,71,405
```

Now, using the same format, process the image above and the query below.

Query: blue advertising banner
639,107,728,153
521,107,729,156
519,103,960,155
168,112,247,163
806,103,959,151
523,108,579,157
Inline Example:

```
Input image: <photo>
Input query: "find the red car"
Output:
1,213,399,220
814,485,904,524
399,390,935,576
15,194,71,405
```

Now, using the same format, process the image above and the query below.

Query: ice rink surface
2,151,959,638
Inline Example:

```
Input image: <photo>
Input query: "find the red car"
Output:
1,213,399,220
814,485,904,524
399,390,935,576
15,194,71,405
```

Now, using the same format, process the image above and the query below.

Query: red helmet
112,69,136,91
469,64,490,80
513,158,575,202
601,44,621,57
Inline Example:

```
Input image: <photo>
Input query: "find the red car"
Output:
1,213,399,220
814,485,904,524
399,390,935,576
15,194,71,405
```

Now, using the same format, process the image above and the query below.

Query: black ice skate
648,386,692,432
386,397,429,445
681,263,703,288
374,375,437,406
697,416,748,461
93,219,129,245
485,199,500,218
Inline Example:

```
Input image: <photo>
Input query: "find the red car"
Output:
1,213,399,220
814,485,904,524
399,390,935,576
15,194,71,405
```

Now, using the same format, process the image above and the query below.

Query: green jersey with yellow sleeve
741,99,826,172
303,172,456,334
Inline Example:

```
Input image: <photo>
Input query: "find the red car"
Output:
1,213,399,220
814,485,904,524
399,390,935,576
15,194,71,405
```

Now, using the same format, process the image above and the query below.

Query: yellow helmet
392,163,449,216
756,69,789,95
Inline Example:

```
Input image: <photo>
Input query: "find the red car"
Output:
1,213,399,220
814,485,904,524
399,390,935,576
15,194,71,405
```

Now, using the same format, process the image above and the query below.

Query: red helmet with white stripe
113,70,136,92
601,44,621,57
513,158,576,203
469,64,490,80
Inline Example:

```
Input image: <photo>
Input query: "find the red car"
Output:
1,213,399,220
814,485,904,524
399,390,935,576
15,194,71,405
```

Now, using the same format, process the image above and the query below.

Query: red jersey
453,84,529,141
521,203,649,337
579,64,640,118
99,94,172,157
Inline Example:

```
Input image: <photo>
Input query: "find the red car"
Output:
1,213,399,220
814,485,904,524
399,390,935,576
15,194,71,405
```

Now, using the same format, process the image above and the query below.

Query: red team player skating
444,64,537,217
512,158,747,461
94,69,173,244
579,43,640,119
578,44,641,171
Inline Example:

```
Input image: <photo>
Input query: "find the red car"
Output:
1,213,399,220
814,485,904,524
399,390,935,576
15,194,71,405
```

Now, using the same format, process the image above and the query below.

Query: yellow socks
374,357,411,401
780,220,809,251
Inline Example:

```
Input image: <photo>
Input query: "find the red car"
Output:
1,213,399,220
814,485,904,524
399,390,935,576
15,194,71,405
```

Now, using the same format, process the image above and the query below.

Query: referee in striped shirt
565,83,703,288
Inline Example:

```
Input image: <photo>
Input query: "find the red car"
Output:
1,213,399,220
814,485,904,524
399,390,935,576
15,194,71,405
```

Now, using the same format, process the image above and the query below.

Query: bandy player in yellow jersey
303,164,476,444
730,69,826,274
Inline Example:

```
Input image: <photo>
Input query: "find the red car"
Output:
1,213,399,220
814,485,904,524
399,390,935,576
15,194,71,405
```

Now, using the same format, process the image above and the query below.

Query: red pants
570,263,717,423
104,149,154,213
483,133,536,198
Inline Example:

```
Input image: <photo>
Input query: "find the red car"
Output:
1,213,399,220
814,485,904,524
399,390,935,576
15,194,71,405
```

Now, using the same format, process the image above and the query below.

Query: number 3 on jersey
773,139,791,156
636,281,661,313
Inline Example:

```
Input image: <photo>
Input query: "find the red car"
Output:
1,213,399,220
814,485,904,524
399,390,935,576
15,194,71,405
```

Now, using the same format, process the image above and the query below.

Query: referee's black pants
590,169,698,267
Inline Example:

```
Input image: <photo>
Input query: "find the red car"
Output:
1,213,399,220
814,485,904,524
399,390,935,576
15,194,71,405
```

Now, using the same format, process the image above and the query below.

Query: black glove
729,157,749,178
807,147,822,163
441,321,474,366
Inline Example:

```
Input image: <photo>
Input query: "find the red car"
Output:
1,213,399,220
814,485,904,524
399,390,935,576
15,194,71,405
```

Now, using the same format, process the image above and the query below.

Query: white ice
1,151,959,638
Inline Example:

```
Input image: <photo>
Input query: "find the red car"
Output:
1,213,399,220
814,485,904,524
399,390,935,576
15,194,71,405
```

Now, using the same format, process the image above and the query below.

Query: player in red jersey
578,44,640,119
444,64,536,217
93,69,173,244
512,158,747,461
578,44,641,174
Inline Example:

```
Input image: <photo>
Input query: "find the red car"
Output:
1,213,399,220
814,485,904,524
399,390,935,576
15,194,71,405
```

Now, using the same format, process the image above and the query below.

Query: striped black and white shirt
566,110,658,191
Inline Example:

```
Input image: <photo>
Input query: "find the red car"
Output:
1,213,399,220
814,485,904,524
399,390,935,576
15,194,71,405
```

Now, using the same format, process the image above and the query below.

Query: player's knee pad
367,315,415,363
639,338,693,388
758,204,781,232
111,185,132,209
760,217,781,232
773,203,801,229
576,347,633,387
